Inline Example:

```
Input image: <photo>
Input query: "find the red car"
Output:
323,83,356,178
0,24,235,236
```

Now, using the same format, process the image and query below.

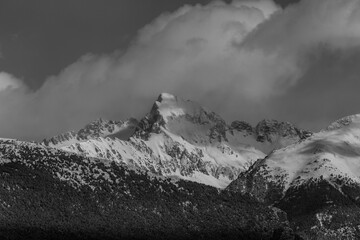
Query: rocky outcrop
231,121,254,135
229,119,312,154
255,119,312,142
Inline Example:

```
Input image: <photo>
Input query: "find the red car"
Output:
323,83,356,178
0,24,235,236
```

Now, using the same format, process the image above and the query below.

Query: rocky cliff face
136,93,229,143
229,119,312,154
255,119,312,142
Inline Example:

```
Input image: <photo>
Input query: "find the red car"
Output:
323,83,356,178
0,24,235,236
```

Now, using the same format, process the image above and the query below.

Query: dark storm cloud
1,0,360,140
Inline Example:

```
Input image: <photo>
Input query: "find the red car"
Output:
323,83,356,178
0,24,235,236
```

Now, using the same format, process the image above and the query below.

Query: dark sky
0,0,297,89
0,0,219,89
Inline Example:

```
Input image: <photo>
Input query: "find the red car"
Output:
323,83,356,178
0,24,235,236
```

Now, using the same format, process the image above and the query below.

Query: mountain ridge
42,118,139,148
41,93,310,189
227,114,360,239
4,93,360,239
0,137,298,240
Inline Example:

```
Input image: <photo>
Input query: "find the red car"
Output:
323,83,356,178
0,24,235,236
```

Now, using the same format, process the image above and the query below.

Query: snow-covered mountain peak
151,92,215,123
41,93,268,188
228,113,360,204
41,93,309,189
156,93,178,104
137,93,226,143
228,114,360,238
154,93,184,119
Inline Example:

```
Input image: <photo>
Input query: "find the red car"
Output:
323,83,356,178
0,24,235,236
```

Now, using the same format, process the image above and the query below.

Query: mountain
43,93,309,189
0,138,297,240
227,114,360,239
42,118,139,147
230,119,312,154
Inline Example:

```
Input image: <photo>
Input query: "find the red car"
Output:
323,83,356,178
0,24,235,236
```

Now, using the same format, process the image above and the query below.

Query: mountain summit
137,93,228,143
42,93,307,189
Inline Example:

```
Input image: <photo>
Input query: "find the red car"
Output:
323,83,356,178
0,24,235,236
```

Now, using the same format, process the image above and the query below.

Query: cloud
2,0,360,140
244,0,360,50
0,72,25,92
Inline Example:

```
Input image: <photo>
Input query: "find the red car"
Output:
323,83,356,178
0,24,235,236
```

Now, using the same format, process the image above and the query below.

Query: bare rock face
136,93,228,142
255,119,312,143
229,119,312,154
231,121,254,135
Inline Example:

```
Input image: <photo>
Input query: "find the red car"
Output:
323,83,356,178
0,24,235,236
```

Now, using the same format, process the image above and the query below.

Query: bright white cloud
0,72,24,92
2,0,360,140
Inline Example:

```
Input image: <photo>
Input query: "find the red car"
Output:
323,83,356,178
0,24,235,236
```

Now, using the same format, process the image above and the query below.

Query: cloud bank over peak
1,0,360,140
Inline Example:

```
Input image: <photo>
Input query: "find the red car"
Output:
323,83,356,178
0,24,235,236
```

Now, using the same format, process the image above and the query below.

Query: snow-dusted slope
229,119,312,154
44,93,267,188
228,114,360,238
44,93,308,189
42,118,138,148
0,138,296,240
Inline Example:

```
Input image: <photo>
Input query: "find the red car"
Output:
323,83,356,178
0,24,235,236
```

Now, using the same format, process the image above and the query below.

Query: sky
0,0,296,89
1,0,360,141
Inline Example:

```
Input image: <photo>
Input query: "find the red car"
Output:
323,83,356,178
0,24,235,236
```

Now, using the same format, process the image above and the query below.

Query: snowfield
257,114,360,191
